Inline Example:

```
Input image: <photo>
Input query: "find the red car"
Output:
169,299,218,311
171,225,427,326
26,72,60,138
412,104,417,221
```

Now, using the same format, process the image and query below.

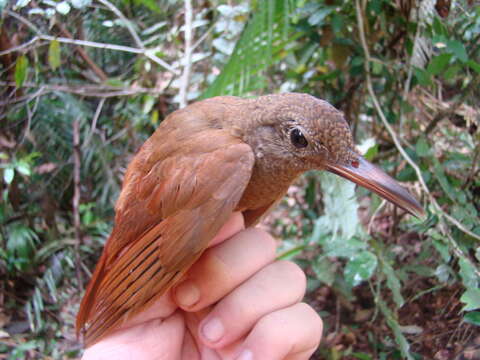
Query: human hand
82,212,323,360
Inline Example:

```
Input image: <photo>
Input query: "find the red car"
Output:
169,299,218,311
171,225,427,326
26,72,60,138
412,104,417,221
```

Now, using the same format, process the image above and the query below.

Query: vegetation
1,0,479,358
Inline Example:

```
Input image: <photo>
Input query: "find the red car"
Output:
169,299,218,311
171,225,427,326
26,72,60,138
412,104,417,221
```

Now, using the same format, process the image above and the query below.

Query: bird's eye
290,128,308,148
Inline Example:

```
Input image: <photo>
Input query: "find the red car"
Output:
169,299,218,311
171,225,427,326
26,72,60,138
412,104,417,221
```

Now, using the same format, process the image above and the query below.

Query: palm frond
202,0,298,98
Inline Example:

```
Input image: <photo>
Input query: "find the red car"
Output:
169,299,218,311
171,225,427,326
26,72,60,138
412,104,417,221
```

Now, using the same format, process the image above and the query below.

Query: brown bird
77,93,423,346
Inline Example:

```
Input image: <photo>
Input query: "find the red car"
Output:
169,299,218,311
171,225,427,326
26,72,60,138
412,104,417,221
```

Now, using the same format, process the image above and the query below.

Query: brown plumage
77,93,423,346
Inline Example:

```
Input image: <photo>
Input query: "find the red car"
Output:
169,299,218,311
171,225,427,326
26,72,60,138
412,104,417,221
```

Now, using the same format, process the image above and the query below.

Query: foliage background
1,0,479,359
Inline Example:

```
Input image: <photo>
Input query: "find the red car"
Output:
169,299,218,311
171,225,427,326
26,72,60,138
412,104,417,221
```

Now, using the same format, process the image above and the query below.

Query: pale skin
82,212,323,360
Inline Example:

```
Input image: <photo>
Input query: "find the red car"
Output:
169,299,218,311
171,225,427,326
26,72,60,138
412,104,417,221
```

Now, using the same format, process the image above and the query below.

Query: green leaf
364,144,378,161
368,0,382,14
16,161,31,176
432,239,451,262
202,0,298,98
467,60,480,74
308,7,333,26
432,17,447,36
464,311,480,326
459,258,479,289
3,167,14,184
414,68,431,86
312,257,335,286
435,264,452,283
382,260,404,307
331,13,344,34
351,353,373,360
460,288,480,311
48,40,61,71
142,95,155,114
433,159,457,203
447,40,468,63
427,53,452,75
132,0,160,13
415,137,430,157
314,172,361,245
151,109,159,125
105,78,126,87
15,55,29,87
345,251,378,287
444,64,461,80
378,300,414,360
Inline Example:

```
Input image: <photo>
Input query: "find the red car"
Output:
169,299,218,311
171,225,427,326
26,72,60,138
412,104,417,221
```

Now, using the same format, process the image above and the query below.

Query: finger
83,311,185,359
173,228,277,310
208,212,245,247
114,212,245,330
97,213,244,334
234,303,323,360
198,260,307,348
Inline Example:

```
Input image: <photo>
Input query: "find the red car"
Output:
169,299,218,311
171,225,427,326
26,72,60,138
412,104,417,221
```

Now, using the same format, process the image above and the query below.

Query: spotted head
246,92,423,217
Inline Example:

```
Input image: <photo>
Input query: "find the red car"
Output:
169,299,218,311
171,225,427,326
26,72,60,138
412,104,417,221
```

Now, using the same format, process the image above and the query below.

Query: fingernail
202,317,224,343
175,280,200,307
236,349,253,360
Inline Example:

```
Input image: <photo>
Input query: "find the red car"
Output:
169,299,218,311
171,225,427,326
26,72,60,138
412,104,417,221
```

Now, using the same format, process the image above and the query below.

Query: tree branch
0,82,163,105
97,0,144,49
57,24,108,82
83,98,105,149
4,10,180,75
72,119,84,291
178,0,194,108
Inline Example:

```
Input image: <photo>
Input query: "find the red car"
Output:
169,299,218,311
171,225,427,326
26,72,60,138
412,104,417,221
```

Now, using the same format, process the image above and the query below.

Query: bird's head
249,93,424,217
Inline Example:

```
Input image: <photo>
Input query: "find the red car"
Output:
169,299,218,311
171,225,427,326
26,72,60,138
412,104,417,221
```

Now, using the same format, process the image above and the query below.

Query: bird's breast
236,160,299,212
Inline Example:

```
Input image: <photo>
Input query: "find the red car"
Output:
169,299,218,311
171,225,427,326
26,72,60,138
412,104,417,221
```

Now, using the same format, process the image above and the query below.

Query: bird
76,93,423,346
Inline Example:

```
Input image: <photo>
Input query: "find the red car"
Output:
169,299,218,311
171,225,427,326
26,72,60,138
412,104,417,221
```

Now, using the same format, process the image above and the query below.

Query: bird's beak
325,156,424,218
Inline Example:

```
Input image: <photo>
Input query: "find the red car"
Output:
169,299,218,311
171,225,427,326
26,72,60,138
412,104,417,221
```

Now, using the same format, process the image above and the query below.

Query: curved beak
325,156,424,218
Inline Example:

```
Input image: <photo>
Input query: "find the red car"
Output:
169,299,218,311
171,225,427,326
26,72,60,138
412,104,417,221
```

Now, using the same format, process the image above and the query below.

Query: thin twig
424,76,480,135
192,23,215,52
4,10,179,75
400,9,422,134
444,227,480,279
355,0,480,243
1,85,46,106
367,199,387,235
462,144,479,190
72,119,84,291
179,0,194,108
57,24,108,81
42,35,178,74
0,36,38,56
6,10,41,34
83,98,105,148
97,0,144,49
0,81,162,104
19,96,33,146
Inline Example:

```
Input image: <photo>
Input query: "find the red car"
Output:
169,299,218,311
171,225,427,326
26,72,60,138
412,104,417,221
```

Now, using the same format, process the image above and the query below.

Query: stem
179,0,193,108
73,119,84,291
97,0,144,49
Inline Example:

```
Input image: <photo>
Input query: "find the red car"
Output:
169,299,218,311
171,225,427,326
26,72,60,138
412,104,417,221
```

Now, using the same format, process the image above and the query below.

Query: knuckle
244,228,277,255
275,260,307,294
298,302,323,341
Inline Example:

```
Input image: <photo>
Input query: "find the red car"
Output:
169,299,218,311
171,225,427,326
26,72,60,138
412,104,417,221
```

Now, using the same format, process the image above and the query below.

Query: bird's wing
76,129,254,346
